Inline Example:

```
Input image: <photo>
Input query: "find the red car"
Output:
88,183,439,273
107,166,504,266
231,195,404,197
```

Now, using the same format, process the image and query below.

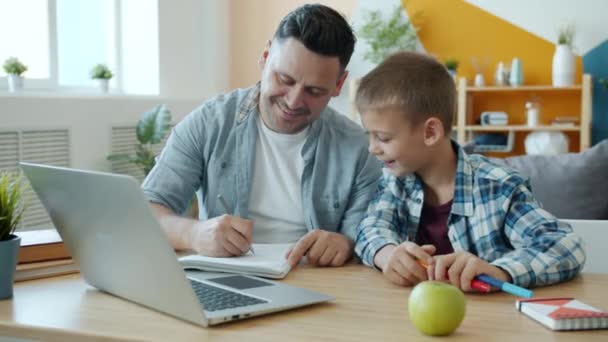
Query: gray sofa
490,139,608,220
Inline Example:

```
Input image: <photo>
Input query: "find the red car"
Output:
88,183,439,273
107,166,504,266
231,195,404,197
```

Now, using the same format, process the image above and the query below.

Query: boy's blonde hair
355,51,456,134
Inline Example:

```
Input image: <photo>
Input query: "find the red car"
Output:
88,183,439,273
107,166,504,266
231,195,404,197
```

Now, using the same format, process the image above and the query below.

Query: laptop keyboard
189,279,268,312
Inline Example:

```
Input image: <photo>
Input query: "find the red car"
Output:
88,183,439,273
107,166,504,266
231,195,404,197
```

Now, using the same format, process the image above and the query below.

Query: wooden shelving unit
455,74,592,155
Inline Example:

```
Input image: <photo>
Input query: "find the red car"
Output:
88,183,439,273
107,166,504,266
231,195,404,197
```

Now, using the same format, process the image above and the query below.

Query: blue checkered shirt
354,144,586,288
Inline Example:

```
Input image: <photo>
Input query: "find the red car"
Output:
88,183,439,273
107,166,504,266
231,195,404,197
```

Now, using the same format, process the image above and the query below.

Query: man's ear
332,70,349,97
423,117,445,146
258,40,272,70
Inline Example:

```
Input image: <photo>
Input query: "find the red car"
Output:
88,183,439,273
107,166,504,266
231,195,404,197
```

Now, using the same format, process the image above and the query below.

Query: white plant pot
552,44,576,87
7,74,23,92
96,79,110,94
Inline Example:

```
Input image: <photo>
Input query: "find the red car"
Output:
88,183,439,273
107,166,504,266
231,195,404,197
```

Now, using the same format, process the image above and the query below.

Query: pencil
416,259,491,292
217,194,255,255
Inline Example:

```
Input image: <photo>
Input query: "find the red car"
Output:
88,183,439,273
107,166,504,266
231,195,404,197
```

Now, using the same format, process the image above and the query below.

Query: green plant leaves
107,104,171,177
136,104,171,145
2,57,28,76
358,5,420,64
90,64,113,80
0,172,27,240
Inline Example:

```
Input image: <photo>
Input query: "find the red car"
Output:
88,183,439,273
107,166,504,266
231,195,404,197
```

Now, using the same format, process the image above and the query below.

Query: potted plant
2,57,28,93
552,24,576,87
444,58,459,78
90,64,113,94
0,172,27,299
600,79,608,91
107,104,172,176
358,5,421,64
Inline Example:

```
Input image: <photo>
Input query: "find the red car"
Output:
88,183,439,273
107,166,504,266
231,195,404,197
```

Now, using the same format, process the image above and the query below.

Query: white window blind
0,129,70,231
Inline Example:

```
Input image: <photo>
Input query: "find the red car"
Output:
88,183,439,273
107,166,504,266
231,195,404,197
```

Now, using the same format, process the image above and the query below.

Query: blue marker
476,274,534,298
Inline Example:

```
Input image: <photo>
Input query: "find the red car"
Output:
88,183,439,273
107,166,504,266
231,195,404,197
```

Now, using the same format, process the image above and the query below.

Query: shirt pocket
207,156,237,213
316,195,346,231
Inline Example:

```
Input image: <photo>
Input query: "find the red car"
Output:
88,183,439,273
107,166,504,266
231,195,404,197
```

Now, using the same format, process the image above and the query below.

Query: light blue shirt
142,84,382,240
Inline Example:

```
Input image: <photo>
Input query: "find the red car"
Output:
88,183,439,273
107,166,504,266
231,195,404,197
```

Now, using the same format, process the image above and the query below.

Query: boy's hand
374,242,436,287
428,251,512,292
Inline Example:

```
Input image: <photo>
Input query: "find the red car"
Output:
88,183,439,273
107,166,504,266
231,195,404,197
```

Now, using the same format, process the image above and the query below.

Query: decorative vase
509,58,523,87
97,79,110,94
474,73,485,87
7,74,23,92
552,44,575,87
0,235,21,299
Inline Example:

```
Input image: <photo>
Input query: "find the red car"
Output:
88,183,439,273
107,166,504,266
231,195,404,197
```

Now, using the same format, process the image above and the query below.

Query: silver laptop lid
20,163,207,326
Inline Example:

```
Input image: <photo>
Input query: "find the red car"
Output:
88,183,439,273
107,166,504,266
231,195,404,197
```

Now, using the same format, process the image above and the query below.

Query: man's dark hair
274,4,356,70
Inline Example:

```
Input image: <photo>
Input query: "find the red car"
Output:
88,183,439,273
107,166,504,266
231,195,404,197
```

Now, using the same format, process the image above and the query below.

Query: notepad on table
516,297,608,331
178,243,293,279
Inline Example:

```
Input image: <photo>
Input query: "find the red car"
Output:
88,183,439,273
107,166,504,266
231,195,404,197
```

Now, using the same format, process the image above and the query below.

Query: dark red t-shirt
415,200,454,255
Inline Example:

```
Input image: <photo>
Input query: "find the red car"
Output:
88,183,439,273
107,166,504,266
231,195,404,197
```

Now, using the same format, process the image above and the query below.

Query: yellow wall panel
403,0,582,85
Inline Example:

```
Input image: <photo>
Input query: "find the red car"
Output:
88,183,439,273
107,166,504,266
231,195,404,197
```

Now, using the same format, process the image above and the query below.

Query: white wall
0,94,199,171
158,0,230,98
465,0,608,55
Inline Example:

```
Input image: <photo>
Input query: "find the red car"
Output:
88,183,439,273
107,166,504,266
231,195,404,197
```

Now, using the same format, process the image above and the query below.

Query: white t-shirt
248,116,309,243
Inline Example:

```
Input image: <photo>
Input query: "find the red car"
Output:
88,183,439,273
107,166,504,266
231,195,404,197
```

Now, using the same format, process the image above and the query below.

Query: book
178,243,293,279
17,228,71,263
15,259,79,282
516,297,608,331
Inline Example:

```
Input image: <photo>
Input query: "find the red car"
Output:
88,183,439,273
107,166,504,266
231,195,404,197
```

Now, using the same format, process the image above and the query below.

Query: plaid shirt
354,144,586,288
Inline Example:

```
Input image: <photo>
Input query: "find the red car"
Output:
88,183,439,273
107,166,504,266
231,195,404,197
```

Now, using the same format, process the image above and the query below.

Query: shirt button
333,202,340,209
415,198,422,204
220,162,227,168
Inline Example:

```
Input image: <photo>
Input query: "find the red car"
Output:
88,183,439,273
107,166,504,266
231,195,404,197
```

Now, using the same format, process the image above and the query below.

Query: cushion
492,139,608,220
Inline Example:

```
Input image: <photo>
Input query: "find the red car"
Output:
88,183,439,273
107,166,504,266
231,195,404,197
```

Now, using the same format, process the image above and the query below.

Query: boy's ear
423,117,445,146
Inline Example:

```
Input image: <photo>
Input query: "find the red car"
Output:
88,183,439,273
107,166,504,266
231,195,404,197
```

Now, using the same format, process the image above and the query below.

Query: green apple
408,281,466,336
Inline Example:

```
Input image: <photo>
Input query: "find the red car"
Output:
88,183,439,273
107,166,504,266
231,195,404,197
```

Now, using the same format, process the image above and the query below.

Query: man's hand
428,251,512,292
189,214,254,257
374,242,436,287
286,229,353,267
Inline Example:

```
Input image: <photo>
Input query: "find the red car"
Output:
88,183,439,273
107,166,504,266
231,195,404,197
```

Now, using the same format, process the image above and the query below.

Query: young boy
353,52,585,291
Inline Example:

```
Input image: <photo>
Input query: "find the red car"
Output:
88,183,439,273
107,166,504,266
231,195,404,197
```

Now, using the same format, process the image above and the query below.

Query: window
0,0,159,94
0,0,53,87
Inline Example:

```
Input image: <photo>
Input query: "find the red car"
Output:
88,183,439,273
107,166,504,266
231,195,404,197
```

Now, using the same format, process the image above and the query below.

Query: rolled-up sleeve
142,107,207,215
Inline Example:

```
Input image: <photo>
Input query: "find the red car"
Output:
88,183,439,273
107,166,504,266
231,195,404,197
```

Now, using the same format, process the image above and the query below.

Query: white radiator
0,129,70,230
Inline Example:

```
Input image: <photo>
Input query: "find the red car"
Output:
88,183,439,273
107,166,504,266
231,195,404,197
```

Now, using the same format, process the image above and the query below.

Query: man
142,4,381,267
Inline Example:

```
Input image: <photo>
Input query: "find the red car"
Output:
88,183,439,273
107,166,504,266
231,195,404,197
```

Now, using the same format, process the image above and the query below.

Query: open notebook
178,243,293,279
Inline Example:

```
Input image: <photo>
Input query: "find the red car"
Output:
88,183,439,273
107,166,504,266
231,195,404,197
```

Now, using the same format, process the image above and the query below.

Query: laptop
20,162,333,327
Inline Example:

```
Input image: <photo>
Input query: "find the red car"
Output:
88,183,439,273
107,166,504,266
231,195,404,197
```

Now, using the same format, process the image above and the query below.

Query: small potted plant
444,58,459,78
2,57,28,92
552,23,576,87
90,63,113,94
0,172,27,299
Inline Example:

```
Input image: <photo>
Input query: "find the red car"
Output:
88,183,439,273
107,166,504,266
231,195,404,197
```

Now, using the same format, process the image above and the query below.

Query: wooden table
1,264,607,341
